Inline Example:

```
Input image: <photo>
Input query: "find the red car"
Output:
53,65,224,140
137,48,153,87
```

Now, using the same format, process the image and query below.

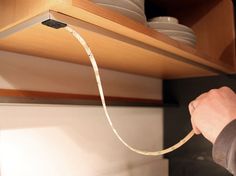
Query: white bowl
150,17,179,24
96,3,146,23
91,0,145,15
148,22,194,34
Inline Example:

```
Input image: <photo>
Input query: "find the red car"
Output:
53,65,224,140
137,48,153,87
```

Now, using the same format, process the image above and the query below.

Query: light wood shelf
0,0,235,78
0,89,163,106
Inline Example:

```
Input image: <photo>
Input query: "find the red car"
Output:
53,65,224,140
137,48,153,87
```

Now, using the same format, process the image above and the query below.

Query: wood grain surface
0,89,163,106
0,0,234,78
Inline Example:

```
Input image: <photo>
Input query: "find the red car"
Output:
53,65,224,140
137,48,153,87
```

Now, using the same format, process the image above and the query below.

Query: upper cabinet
0,0,235,79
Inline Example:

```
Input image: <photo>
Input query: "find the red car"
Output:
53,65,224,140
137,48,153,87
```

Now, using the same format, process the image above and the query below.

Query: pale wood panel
0,89,163,106
193,0,235,67
170,0,235,69
0,23,213,78
0,0,53,31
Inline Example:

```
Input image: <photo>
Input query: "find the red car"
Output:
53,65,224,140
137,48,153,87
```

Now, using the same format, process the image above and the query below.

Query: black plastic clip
42,19,67,29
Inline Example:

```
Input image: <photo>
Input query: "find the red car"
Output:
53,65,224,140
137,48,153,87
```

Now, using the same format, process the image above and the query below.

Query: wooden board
0,0,59,31
0,89,163,106
0,20,214,78
168,0,236,69
0,0,235,78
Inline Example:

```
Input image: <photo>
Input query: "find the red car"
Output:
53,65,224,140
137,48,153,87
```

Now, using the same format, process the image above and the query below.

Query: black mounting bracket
42,19,67,29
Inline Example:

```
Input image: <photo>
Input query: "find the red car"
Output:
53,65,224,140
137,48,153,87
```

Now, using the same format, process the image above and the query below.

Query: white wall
0,51,167,176
0,105,167,176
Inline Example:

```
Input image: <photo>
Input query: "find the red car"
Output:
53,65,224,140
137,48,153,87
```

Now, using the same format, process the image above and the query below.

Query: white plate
171,36,196,43
156,30,196,44
150,17,179,24
148,22,194,34
167,35,196,43
130,0,144,10
157,29,196,40
91,0,144,15
95,3,146,23
125,0,144,12
171,37,196,46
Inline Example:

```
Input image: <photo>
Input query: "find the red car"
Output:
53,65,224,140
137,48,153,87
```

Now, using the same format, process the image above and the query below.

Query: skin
189,86,236,143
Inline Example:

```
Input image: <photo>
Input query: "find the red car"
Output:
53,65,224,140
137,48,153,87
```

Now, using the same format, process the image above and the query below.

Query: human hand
189,86,236,143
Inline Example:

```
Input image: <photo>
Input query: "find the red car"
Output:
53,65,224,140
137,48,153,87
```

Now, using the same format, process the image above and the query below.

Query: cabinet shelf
0,0,235,78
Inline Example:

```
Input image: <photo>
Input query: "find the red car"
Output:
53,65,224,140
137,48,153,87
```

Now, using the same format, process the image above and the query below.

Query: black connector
42,19,67,29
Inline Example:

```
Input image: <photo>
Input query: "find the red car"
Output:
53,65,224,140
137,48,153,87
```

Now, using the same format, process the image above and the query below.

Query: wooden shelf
147,0,236,70
0,0,235,79
0,89,163,106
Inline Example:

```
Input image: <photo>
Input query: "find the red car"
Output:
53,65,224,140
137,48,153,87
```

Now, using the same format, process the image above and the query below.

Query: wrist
212,119,236,171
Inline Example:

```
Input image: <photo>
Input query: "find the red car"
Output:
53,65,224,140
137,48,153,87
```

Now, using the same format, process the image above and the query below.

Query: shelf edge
0,89,164,107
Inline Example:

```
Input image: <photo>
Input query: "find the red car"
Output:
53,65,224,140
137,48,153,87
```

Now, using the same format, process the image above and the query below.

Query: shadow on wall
0,105,166,176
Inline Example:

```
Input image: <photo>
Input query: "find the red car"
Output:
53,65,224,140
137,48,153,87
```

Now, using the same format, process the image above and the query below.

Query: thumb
191,115,201,134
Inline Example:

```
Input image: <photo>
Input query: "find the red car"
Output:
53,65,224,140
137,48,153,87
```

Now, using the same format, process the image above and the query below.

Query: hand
189,86,236,143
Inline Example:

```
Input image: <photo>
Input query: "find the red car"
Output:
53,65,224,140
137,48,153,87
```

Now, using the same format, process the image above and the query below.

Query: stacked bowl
91,0,146,24
148,17,196,47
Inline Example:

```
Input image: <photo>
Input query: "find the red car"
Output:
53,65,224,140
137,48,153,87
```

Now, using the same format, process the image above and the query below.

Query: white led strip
65,26,195,156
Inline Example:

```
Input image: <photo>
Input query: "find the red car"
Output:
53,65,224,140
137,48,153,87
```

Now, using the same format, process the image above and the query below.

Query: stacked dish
91,0,146,24
148,17,196,46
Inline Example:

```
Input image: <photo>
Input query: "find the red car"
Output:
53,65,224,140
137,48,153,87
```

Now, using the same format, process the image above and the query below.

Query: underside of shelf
0,0,235,79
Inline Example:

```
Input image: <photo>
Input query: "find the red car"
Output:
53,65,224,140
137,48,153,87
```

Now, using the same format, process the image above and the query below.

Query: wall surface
0,51,167,176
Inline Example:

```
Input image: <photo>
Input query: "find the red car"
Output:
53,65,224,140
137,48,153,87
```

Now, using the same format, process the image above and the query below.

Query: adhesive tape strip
65,26,194,156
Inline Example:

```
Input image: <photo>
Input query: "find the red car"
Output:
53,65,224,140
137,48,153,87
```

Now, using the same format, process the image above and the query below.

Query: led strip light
65,26,195,156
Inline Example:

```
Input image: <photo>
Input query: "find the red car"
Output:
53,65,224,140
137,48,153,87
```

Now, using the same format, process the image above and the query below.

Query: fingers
219,86,234,94
188,102,195,115
195,92,208,101
188,92,207,115
188,92,208,135
188,101,201,134
219,86,235,99
191,117,201,134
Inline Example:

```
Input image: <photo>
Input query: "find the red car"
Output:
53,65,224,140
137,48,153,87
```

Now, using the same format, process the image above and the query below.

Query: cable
65,26,195,156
